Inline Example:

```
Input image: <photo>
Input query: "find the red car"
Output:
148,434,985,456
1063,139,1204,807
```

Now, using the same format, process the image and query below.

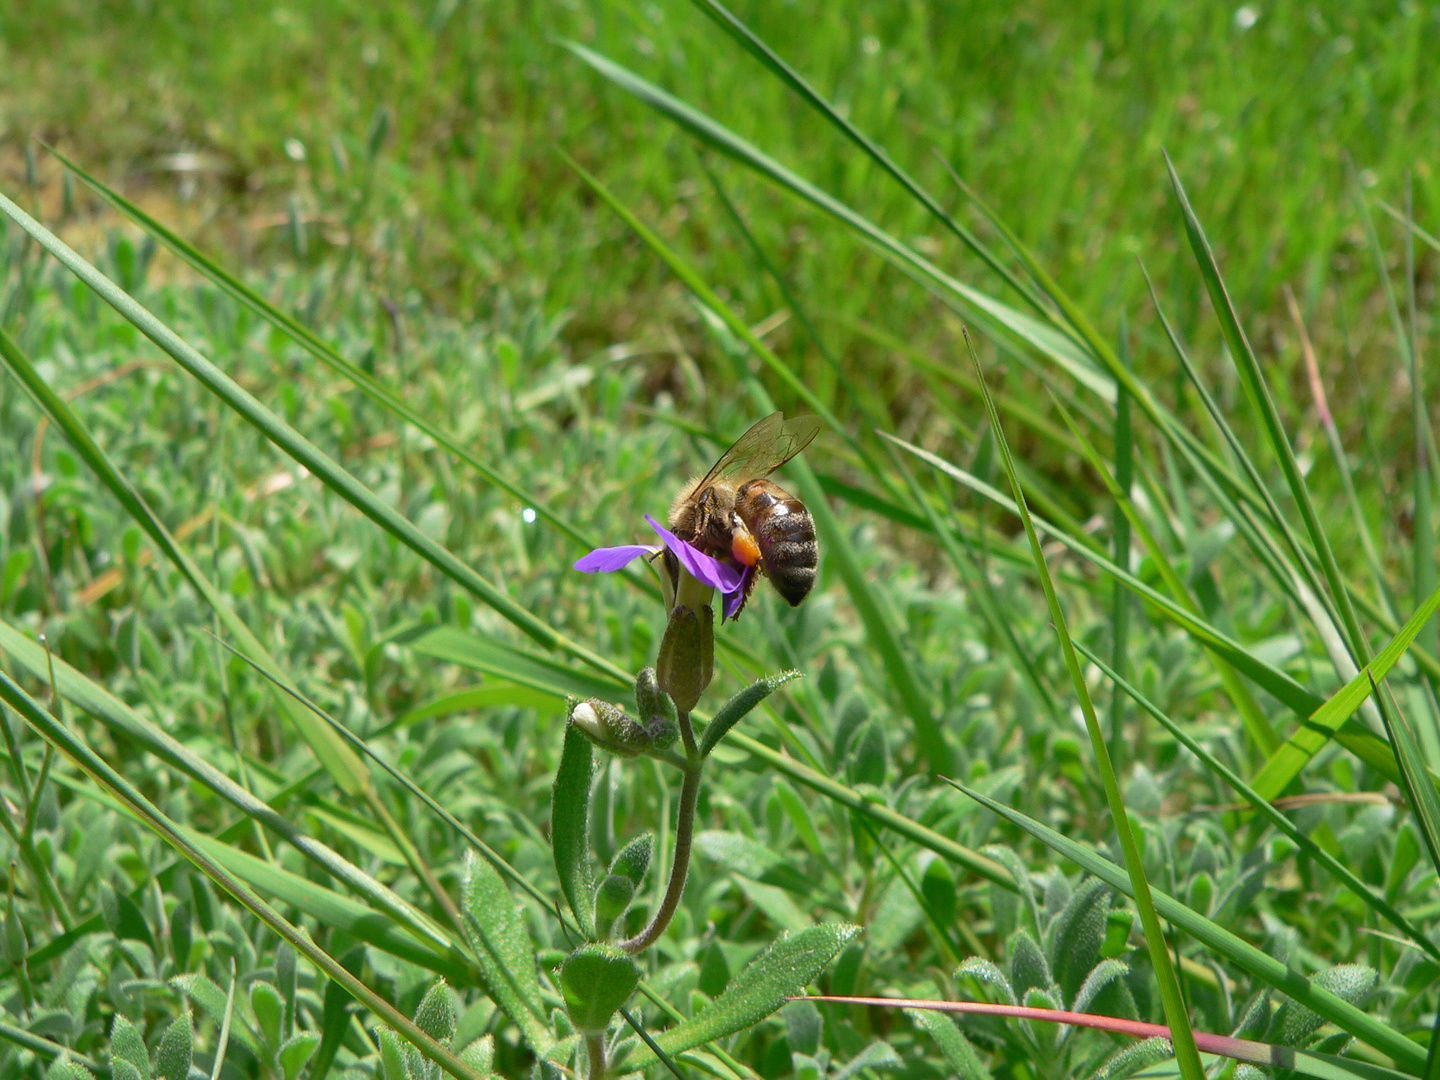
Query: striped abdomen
734,479,818,606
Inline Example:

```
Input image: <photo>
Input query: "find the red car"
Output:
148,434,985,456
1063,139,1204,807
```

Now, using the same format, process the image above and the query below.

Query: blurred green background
4,0,1434,426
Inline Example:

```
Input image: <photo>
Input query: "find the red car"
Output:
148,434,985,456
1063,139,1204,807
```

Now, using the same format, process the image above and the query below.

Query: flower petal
574,545,656,573
722,565,756,622
645,515,744,593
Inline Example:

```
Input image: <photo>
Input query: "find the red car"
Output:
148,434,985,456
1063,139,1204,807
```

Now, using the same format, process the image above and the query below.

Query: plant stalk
586,1032,607,1079
621,762,700,954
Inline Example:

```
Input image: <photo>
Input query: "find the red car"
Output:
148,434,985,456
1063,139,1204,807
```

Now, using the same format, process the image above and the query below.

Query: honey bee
669,412,822,615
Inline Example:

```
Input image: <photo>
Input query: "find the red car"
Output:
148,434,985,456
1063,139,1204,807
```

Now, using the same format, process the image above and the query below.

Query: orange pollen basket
731,531,761,567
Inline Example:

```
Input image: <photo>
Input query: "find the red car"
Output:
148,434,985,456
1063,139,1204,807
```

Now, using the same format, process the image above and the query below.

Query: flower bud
570,696,678,760
656,604,714,712
635,667,674,723
569,699,651,759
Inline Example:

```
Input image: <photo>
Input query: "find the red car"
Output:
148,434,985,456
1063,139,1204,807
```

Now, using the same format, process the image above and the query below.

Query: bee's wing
697,412,822,487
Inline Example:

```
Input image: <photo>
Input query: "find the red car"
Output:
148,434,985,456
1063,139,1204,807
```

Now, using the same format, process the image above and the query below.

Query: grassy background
1,1,1439,1078
4,1,1435,392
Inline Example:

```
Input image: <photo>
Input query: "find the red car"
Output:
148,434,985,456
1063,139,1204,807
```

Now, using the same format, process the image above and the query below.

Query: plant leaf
0,191,628,685
0,326,371,798
699,671,802,757
459,850,551,1053
1250,583,1440,801
950,783,1425,1069
615,924,859,1070
552,725,597,939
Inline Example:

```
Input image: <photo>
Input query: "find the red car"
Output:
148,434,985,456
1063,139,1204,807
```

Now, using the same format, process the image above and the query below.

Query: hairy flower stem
586,1033,606,1079
621,753,701,954
677,707,698,760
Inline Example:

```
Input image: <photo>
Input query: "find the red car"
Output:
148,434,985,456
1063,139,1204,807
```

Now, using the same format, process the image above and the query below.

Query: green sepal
635,667,678,728
656,605,714,712
552,724,597,938
557,944,640,1034
699,670,802,756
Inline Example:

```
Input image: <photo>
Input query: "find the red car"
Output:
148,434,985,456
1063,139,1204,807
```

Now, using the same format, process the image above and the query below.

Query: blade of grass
1165,155,1367,667
682,0,1062,328
561,43,1109,397
0,325,371,798
47,146,612,562
1138,260,1334,633
206,631,580,931
564,155,950,774
0,617,474,967
703,163,911,510
884,443,1065,728
1403,177,1436,645
1049,388,1281,755
1074,637,1440,966
0,190,630,688
1109,313,1134,773
952,781,1426,1070
960,329,1205,1079
1285,285,1397,624
0,668,491,1080
1249,582,1440,801
1372,679,1440,894
1376,197,1440,255
884,431,1327,719
842,316,1083,455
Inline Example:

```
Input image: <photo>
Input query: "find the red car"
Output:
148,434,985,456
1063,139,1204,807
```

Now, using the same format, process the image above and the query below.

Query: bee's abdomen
737,481,818,606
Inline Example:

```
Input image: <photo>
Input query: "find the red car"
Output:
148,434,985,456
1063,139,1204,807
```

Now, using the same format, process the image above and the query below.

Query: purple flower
575,514,752,621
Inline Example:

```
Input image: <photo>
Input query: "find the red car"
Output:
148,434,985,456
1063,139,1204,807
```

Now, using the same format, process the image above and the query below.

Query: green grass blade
560,151,886,500
1403,178,1436,619
703,165,912,509
1375,197,1440,255
406,625,627,700
560,43,1106,394
0,325,372,798
398,621,1010,888
1165,155,1367,666
682,0,1060,327
843,316,1082,455
1373,681,1440,886
187,831,475,981
885,445,1065,728
1250,583,1440,801
1138,258,1333,621
564,155,950,773
1109,315,1134,772
0,616,470,966
1074,637,1440,967
1285,286,1398,624
885,431,1326,718
1049,389,1281,755
47,145,608,560
0,189,629,687
961,333,1205,1080
0,669,491,1080
952,781,1425,1070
